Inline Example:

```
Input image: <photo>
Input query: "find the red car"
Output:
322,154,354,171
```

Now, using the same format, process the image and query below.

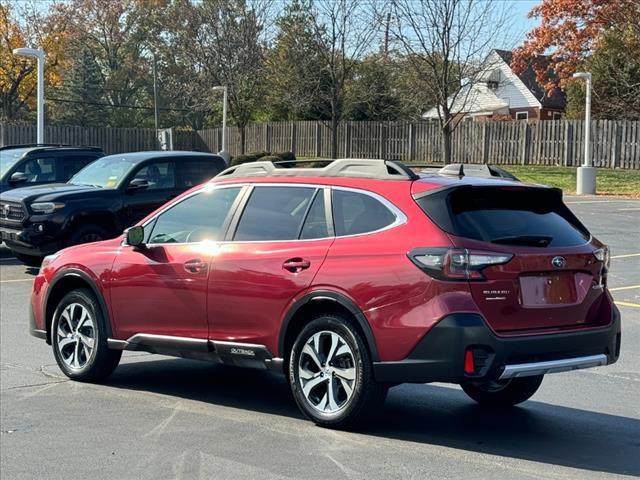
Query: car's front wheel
51,288,121,382
289,313,387,428
461,375,543,406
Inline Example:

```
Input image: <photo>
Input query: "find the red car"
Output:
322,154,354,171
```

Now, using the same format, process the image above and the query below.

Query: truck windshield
69,156,138,189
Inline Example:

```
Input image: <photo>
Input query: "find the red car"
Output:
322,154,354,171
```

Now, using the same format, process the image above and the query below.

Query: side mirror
9,172,28,184
126,178,149,192
125,225,145,248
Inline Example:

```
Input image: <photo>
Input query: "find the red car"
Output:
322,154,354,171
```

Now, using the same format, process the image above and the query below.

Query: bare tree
170,0,273,152
391,0,512,163
307,0,380,159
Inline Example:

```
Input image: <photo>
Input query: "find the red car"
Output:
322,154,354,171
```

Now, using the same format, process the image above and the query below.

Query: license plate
519,272,579,306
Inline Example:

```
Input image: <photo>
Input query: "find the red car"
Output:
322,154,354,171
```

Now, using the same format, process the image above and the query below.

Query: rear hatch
414,184,610,334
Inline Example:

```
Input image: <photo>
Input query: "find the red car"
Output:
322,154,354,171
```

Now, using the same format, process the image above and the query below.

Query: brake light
408,248,513,281
593,246,610,288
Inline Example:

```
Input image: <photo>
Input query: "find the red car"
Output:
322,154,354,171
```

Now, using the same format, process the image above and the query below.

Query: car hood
0,183,108,203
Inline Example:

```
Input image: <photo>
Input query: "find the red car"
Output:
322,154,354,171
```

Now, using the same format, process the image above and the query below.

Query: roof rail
0,143,70,151
217,158,419,181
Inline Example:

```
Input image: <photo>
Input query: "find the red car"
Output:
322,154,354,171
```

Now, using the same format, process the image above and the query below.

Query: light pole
573,72,595,195
13,48,45,144
212,86,229,164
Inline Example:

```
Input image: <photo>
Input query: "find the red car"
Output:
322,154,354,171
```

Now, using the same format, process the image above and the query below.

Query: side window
178,159,223,188
300,190,329,239
332,189,397,236
147,187,241,244
61,156,97,181
20,157,57,183
131,161,175,190
234,186,316,241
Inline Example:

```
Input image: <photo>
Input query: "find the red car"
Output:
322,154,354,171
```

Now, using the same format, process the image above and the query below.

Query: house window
515,111,529,120
553,112,562,120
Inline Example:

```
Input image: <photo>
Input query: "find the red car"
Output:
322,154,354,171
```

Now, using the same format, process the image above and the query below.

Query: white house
423,49,566,122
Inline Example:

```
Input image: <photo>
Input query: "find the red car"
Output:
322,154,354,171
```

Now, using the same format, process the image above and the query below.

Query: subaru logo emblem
552,256,566,268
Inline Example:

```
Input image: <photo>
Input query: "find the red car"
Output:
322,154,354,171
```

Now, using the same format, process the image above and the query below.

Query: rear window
415,186,590,247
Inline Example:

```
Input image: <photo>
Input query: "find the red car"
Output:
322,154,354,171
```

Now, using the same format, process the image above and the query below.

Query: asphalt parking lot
1,196,639,480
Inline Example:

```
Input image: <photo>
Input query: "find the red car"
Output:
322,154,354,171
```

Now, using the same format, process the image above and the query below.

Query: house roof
422,82,510,119
494,49,566,110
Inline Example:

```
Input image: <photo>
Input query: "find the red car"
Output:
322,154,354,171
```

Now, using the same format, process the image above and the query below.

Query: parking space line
615,301,640,309
609,285,640,292
617,207,640,211
610,253,640,259
0,278,34,283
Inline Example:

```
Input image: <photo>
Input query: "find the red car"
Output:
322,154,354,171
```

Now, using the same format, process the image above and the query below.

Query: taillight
408,248,513,281
593,246,609,287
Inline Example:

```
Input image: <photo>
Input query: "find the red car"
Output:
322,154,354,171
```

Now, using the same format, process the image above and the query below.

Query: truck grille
0,201,26,223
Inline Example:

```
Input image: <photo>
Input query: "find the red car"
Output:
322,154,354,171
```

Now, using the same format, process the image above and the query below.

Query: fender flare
44,268,114,341
278,290,380,362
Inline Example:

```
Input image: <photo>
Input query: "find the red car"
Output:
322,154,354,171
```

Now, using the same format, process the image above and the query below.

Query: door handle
184,258,207,273
283,258,311,273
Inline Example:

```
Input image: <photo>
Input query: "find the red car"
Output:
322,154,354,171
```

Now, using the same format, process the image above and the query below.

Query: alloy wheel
298,330,357,414
56,303,95,370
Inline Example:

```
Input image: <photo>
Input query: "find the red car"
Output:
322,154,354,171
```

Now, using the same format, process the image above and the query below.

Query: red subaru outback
29,159,621,427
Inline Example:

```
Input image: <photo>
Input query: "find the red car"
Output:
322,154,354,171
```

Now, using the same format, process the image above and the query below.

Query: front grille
0,201,26,223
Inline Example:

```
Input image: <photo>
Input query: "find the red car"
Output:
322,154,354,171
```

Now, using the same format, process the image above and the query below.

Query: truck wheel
289,313,387,428
51,288,121,382
461,375,543,406
68,224,109,246
13,252,44,267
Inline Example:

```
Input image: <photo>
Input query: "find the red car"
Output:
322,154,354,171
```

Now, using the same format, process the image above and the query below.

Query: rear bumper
373,306,621,384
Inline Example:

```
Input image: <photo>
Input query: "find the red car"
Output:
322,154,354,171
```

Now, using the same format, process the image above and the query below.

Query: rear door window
59,155,99,182
332,189,397,236
234,186,317,241
415,186,589,247
178,158,225,188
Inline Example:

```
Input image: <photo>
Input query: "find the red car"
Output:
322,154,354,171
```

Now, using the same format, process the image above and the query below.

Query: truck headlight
30,202,65,214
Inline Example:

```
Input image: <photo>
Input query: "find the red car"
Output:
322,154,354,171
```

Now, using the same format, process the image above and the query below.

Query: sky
12,0,543,48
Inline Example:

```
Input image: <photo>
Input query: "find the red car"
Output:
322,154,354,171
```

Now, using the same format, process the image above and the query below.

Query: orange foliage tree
511,0,639,91
0,3,72,121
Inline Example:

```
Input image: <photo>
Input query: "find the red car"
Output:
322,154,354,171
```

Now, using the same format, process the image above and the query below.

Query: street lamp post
573,72,595,195
13,48,45,144
213,86,229,164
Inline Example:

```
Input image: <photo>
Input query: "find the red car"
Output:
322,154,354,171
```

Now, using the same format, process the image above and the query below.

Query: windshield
0,148,31,177
69,155,138,188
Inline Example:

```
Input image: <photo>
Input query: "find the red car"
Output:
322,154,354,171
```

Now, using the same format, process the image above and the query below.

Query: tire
13,252,43,267
461,375,543,407
51,288,121,382
289,313,387,428
68,223,109,247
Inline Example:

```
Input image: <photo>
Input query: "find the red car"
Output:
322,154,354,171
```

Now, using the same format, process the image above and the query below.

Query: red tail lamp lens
464,349,475,375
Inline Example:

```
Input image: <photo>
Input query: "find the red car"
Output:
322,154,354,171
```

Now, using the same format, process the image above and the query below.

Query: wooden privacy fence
3,120,640,168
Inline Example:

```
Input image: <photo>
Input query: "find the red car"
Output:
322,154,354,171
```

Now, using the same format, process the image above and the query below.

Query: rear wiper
491,235,553,247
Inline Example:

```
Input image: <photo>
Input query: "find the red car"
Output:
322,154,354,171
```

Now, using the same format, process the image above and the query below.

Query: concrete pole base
577,166,597,195
218,149,231,165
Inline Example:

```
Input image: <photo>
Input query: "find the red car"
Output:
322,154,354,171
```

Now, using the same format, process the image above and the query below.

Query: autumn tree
0,2,72,122
512,0,640,92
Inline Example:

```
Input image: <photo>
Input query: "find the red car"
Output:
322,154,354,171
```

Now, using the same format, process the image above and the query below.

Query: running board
499,354,608,380
107,335,284,372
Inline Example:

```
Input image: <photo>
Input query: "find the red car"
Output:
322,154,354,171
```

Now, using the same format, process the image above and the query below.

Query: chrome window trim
124,181,407,247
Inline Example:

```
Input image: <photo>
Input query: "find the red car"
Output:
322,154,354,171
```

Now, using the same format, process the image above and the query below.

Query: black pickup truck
0,144,104,192
0,150,226,266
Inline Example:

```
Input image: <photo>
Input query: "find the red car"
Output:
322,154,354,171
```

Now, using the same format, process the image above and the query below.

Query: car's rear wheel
68,224,109,246
289,313,387,428
13,252,43,267
51,288,121,382
461,375,543,406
